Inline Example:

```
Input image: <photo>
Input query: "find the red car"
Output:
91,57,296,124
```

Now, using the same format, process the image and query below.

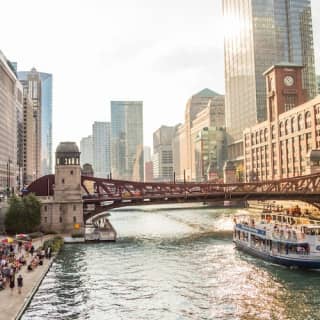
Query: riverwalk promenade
0,235,56,320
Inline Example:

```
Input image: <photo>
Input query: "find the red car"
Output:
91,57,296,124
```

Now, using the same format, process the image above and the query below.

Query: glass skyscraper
223,0,317,143
111,101,144,181
18,70,53,176
92,122,111,178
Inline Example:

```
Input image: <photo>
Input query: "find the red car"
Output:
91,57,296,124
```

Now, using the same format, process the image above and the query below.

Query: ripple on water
22,207,320,320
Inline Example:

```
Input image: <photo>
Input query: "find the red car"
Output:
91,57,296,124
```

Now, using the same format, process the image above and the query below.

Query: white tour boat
233,212,320,268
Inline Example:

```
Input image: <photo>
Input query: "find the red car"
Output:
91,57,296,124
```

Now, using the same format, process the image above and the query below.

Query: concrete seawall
0,235,57,320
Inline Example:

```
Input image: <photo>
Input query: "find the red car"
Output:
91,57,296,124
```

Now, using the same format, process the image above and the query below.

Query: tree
5,194,41,234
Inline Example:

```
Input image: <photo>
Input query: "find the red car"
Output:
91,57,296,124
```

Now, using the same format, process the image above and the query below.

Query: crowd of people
0,239,52,295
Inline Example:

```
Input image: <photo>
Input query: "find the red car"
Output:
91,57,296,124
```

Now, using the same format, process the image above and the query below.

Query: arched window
298,114,303,130
305,111,311,129
271,125,275,139
260,130,263,143
285,120,289,135
279,122,285,137
291,117,295,133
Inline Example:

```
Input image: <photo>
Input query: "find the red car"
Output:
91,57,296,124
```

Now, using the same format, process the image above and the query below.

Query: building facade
92,122,111,178
18,69,53,176
194,127,227,182
0,51,23,192
80,135,93,167
19,69,42,184
40,142,84,234
172,89,226,181
223,0,317,150
152,126,175,181
110,101,144,181
244,64,319,181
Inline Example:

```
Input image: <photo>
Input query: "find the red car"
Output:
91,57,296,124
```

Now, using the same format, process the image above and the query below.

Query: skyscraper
92,122,111,178
80,135,93,167
111,101,144,181
172,88,225,181
18,69,53,176
0,51,23,192
19,68,42,183
152,126,175,181
223,0,317,148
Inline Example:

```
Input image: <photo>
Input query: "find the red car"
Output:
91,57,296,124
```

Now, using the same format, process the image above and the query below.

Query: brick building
244,64,320,181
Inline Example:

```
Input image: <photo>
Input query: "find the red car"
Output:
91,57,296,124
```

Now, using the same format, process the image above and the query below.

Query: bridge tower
53,142,84,233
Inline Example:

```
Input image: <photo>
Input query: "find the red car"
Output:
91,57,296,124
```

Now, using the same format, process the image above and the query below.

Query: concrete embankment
0,235,59,320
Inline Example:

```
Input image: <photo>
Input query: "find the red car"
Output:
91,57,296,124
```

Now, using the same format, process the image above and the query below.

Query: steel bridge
26,173,320,222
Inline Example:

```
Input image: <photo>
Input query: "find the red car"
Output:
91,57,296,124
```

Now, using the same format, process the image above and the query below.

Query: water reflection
22,205,320,320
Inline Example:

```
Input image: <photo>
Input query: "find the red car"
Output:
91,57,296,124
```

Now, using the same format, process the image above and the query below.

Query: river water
22,204,320,320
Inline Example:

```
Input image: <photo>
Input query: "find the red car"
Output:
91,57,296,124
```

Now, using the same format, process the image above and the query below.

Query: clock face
284,75,294,86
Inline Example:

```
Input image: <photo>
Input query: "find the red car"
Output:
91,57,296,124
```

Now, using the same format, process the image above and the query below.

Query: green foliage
43,236,64,252
4,194,41,234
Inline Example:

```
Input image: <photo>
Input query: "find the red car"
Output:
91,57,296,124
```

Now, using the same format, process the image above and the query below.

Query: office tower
19,68,42,183
18,69,53,175
223,0,317,151
80,135,93,166
0,51,23,192
144,146,152,163
111,101,144,181
152,126,175,181
92,122,111,178
172,89,225,181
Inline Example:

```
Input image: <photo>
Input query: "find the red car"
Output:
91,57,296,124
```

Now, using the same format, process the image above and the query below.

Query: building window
59,216,62,223
279,122,284,137
285,120,289,135
291,118,295,133
298,114,303,131
44,205,47,212
73,216,77,223
264,128,268,141
70,170,74,175
305,111,312,129
62,178,65,184
44,217,47,223
271,125,275,139
73,205,76,211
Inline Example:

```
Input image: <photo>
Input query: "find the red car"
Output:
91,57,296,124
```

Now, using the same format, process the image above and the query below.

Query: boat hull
234,240,320,269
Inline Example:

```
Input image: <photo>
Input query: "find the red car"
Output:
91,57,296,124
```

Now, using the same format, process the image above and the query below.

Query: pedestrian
9,275,15,295
47,246,52,259
17,274,23,294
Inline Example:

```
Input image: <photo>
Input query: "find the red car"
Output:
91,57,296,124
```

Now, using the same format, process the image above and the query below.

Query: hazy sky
1,0,320,150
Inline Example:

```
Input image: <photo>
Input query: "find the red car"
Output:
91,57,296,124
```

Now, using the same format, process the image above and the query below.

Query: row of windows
246,110,315,146
44,204,77,212
43,216,77,223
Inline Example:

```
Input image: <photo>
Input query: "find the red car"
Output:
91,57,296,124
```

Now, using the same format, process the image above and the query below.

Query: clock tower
264,63,307,122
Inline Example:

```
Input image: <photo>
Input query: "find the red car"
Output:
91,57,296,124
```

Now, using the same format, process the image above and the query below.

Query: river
22,204,320,320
